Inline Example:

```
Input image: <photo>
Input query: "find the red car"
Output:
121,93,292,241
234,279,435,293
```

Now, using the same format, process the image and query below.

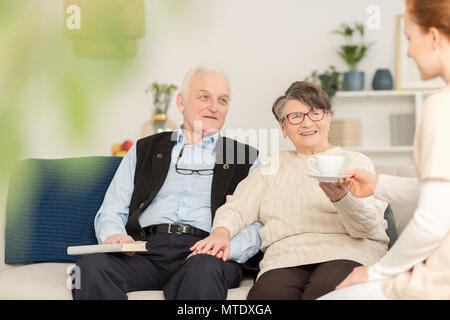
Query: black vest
125,131,259,241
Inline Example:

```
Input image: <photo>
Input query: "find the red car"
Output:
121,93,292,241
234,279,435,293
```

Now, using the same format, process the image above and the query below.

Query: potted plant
145,82,178,115
305,66,341,100
333,22,373,91
142,82,178,136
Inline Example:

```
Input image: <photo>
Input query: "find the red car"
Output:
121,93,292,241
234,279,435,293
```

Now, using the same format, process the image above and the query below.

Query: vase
141,113,178,138
343,71,365,91
372,69,394,90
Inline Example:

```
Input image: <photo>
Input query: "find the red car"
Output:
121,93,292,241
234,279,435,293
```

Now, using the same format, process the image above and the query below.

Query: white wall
22,0,406,158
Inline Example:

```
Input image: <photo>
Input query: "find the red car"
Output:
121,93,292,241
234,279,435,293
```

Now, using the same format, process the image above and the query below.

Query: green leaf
304,65,341,99
333,21,372,71
332,23,354,37
355,22,365,37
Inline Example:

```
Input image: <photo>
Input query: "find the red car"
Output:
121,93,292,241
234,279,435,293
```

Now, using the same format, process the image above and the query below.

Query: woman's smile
300,130,318,137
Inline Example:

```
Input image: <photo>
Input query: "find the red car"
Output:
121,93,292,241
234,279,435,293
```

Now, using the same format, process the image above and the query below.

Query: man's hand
185,248,224,261
319,182,348,202
103,233,136,256
335,265,370,290
189,227,231,262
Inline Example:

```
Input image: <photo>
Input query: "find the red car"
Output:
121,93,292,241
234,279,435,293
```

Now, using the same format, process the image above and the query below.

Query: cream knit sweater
213,147,389,278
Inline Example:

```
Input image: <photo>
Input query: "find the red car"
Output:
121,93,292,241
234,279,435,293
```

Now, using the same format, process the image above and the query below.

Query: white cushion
0,263,252,300
226,277,253,299
127,277,253,300
0,263,74,300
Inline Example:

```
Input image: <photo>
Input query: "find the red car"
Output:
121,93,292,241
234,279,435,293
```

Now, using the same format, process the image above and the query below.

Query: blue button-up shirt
94,127,263,263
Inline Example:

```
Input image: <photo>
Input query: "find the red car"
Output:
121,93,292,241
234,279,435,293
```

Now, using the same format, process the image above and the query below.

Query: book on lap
67,241,147,255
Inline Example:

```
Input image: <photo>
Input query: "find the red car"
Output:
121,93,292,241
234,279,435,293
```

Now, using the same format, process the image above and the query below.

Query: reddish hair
407,0,450,40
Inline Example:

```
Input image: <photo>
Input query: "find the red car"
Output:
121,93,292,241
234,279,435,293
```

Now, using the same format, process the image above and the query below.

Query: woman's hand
319,182,348,202
189,227,231,262
339,169,379,198
335,265,370,290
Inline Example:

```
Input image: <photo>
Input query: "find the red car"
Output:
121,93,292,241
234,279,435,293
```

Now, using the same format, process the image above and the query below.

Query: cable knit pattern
213,147,389,279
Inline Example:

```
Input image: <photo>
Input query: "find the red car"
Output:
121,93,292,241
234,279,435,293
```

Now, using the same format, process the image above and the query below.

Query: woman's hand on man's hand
188,227,231,261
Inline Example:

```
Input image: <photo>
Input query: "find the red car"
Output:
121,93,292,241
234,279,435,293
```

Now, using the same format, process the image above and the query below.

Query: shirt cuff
96,225,128,244
367,264,388,282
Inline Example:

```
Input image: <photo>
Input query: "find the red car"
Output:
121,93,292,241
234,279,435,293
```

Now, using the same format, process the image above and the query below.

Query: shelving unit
343,145,414,153
332,90,434,164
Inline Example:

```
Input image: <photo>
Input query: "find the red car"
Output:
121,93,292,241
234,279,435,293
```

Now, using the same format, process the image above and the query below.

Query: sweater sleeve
332,153,388,241
212,156,271,238
333,193,388,241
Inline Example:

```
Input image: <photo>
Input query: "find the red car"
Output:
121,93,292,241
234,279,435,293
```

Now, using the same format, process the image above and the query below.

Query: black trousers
72,232,242,300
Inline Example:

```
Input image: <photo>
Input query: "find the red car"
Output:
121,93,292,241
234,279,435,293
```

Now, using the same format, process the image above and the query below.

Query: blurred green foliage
0,1,132,185
0,0,190,247
0,1,188,189
0,3,102,182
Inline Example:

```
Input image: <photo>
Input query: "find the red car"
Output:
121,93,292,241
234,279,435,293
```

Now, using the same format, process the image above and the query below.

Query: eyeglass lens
287,109,325,124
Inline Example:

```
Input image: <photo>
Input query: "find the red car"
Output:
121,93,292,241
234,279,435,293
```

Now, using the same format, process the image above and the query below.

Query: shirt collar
176,125,220,147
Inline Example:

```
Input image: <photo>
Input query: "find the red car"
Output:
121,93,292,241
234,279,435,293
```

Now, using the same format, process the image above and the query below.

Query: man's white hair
180,64,231,99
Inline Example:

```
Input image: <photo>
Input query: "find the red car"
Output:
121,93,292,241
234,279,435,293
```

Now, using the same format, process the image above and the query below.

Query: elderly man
72,66,263,300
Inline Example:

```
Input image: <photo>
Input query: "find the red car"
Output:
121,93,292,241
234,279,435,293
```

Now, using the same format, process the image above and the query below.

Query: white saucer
308,173,351,183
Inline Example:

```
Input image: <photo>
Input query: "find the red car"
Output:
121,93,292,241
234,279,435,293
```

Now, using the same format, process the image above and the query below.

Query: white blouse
368,175,450,281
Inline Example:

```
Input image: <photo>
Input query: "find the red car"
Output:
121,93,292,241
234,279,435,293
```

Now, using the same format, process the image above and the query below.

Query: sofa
0,156,417,300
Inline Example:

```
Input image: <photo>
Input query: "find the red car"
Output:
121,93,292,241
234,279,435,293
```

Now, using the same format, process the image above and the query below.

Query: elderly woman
190,81,389,300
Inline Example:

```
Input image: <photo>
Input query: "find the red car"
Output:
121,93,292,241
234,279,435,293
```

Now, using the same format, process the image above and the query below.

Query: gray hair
180,65,231,99
272,96,290,123
272,81,332,124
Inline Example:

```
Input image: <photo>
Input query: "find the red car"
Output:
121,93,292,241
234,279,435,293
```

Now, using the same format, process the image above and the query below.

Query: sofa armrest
1,180,28,272
0,182,25,272
0,181,9,272
389,202,417,235
374,163,417,235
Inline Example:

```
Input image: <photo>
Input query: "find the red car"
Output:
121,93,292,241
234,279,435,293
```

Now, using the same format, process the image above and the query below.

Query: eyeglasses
175,145,215,176
284,108,327,125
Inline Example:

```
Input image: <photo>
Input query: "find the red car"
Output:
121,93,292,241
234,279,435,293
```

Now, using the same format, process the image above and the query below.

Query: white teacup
307,155,346,176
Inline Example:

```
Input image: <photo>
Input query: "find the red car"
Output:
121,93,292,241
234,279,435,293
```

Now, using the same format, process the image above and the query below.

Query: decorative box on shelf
329,119,361,147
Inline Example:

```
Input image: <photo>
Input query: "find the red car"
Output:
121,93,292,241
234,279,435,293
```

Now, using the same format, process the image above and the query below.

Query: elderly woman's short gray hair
272,81,332,123
180,65,231,99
